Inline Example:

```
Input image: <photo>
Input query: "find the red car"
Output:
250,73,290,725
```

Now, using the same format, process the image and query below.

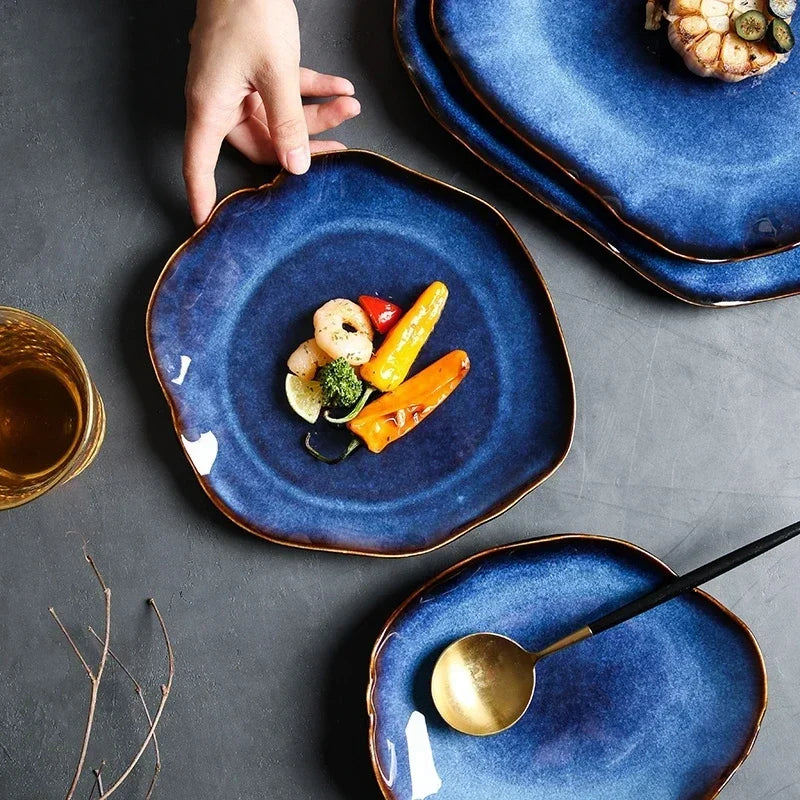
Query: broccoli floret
318,357,363,407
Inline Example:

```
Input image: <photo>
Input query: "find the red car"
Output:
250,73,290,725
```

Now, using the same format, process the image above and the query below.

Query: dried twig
93,763,105,795
97,599,174,800
87,625,161,799
51,552,173,799
49,551,111,800
86,762,105,799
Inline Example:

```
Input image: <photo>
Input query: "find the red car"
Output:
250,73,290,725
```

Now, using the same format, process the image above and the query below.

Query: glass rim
0,305,100,504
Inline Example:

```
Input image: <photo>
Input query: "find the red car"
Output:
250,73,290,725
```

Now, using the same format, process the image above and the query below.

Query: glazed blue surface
432,0,800,261
396,0,800,305
148,151,573,556
369,536,766,800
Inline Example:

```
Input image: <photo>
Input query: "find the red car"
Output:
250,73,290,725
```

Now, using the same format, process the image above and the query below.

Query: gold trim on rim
145,149,576,558
367,532,768,799
428,0,800,265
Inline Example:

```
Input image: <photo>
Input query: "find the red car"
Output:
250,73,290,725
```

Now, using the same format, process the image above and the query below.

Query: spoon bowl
431,632,536,735
431,519,800,736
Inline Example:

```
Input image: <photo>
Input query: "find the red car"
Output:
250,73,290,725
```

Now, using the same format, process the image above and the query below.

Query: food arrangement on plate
285,282,470,462
647,0,795,80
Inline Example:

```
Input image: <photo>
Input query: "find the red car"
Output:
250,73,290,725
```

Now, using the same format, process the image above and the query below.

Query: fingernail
286,146,311,175
343,80,355,95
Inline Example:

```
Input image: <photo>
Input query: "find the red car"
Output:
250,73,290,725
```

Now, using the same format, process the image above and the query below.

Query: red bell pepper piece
358,295,403,335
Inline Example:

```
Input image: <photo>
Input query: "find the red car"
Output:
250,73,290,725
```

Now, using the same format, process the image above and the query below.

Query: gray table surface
2,1,800,798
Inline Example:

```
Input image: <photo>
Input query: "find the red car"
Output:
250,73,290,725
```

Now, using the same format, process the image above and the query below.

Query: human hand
184,0,361,225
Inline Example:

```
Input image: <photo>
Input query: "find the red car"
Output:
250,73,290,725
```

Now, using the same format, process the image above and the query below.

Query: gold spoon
431,519,800,736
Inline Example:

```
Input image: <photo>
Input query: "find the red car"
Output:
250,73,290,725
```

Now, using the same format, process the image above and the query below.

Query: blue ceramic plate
431,0,800,262
147,150,574,557
395,0,800,306
369,535,767,799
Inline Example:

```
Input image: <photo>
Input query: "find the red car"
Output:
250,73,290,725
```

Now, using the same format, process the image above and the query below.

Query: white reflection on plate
181,431,218,476
171,355,192,385
405,711,441,799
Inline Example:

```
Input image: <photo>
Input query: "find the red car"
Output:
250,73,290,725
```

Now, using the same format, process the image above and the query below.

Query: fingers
304,96,361,136
243,90,360,135
225,133,346,166
226,114,275,165
226,94,358,164
226,95,358,165
254,60,310,175
299,68,355,98
183,108,229,226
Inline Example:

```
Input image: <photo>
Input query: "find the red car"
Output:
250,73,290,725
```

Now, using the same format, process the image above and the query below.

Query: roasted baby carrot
348,349,470,453
359,281,448,393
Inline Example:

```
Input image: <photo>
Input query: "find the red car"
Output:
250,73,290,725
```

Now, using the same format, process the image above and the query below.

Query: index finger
183,109,228,226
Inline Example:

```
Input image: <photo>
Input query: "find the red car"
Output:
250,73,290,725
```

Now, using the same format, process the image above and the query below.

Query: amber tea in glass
0,307,105,509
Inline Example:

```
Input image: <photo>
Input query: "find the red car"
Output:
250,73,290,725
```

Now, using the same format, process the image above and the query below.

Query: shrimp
313,299,374,366
665,0,791,81
288,338,332,381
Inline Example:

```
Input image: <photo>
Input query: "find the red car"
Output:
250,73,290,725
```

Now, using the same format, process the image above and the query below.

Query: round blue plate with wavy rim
369,534,767,799
147,150,574,557
395,0,800,306
431,0,800,263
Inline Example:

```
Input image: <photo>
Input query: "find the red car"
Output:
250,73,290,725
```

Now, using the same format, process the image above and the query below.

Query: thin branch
49,609,93,679
53,552,173,800
87,761,105,799
98,599,173,800
83,548,108,592
58,556,112,800
93,763,105,795
88,627,161,798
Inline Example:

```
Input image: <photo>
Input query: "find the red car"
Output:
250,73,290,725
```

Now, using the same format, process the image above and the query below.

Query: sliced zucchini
735,10,768,41
767,17,795,52
768,0,796,20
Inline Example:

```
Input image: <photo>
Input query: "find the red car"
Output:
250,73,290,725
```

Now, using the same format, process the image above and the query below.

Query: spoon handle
588,519,800,635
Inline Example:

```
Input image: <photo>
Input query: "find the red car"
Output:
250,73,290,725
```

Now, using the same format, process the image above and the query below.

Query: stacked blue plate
394,0,800,304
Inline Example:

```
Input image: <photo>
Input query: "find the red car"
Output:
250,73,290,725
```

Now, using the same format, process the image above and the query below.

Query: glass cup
0,307,105,509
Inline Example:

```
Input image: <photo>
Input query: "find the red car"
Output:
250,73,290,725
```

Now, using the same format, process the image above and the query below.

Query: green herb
317,357,363,407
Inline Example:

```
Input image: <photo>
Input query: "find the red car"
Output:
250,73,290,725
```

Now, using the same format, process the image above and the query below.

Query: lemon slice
285,374,323,424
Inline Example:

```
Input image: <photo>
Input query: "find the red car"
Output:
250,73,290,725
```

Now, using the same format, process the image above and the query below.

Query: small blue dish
395,0,800,306
147,150,574,557
369,535,767,799
431,0,800,262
